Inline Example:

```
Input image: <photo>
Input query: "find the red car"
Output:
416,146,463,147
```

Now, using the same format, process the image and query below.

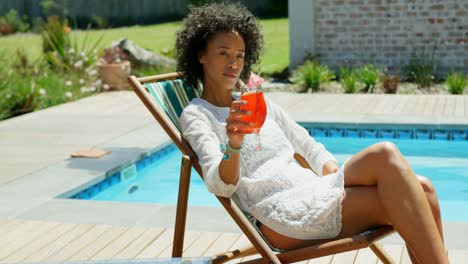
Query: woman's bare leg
258,182,443,254
403,176,445,264
339,176,443,264
342,142,447,263
417,175,444,242
259,143,446,263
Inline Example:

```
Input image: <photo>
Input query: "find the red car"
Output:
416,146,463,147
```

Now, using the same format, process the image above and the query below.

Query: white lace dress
180,97,346,240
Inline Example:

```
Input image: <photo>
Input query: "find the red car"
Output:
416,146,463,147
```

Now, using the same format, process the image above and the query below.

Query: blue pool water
72,130,468,222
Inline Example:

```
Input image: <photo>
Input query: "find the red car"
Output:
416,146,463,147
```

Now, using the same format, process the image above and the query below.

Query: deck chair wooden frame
129,72,396,264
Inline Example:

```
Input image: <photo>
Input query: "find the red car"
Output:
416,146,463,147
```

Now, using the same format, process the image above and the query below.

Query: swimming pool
70,126,468,222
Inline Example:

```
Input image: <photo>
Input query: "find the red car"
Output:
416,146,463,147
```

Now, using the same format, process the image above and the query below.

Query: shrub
41,16,101,73
0,75,10,119
446,72,467,95
290,60,335,92
34,72,77,109
41,16,71,66
0,68,103,121
339,67,360,94
0,74,38,119
357,64,379,93
0,50,30,119
92,16,109,29
407,42,438,88
40,0,68,18
0,44,102,121
0,10,30,35
12,48,47,76
380,69,400,94
0,17,14,35
14,48,29,74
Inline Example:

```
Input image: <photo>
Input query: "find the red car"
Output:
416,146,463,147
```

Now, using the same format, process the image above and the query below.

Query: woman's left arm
268,99,339,176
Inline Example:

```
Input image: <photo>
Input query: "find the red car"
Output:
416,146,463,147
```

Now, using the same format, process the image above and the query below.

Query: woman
177,3,448,263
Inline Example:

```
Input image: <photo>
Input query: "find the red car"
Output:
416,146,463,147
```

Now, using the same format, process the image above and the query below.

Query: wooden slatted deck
0,218,466,263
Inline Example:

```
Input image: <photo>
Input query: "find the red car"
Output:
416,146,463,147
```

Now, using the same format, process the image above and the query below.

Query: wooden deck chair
128,72,396,264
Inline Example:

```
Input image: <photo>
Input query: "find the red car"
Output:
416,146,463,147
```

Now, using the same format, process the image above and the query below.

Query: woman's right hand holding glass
225,100,253,148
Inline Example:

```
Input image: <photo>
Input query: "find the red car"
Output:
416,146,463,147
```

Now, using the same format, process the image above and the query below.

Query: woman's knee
417,175,441,214
370,142,406,174
417,175,436,194
344,142,402,186
375,142,420,177
374,141,400,160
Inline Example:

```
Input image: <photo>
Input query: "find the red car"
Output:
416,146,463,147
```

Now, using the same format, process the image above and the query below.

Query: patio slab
0,218,466,263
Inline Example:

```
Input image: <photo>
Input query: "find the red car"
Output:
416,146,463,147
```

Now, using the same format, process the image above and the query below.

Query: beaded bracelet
220,140,242,160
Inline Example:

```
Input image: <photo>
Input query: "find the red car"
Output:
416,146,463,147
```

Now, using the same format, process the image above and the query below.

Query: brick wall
291,0,467,77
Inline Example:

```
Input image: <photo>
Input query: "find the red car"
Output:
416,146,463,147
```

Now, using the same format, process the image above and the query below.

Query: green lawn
0,18,289,75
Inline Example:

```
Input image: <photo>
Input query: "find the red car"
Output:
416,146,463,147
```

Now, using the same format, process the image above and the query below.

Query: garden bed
1,16,466,122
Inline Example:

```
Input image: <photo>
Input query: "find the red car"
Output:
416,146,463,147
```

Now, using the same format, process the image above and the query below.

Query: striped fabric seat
145,79,202,133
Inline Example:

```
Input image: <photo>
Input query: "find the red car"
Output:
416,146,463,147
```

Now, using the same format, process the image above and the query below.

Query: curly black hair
175,2,264,89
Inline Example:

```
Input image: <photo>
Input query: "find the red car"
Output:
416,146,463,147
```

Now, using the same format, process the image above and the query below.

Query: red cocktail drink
240,91,266,133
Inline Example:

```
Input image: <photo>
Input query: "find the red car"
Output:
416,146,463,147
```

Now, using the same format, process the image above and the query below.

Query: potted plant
97,46,131,90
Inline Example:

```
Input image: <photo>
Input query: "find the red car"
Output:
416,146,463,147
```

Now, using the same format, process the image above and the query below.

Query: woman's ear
198,51,205,64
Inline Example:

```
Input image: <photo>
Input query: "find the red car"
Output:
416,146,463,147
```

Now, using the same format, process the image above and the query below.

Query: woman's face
198,30,245,91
